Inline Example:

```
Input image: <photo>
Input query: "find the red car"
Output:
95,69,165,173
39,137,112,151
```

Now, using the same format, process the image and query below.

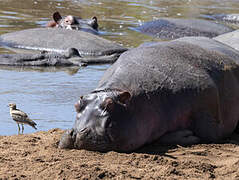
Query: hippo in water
0,16,234,66
0,12,127,66
213,30,239,52
59,36,239,152
47,12,98,35
0,28,127,65
201,14,239,24
131,18,234,39
0,48,88,66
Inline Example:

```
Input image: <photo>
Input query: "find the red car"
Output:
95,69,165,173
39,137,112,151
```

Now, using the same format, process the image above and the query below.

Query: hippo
213,30,239,52
47,12,98,35
58,36,239,152
0,28,127,65
0,48,88,66
201,14,239,24
0,16,234,66
131,18,234,39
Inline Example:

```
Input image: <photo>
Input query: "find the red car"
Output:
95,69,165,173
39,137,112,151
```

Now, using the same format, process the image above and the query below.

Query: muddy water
0,0,239,135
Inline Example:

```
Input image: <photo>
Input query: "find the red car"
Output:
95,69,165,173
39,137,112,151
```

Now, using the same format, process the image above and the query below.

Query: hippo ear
104,98,114,112
75,97,83,113
53,12,62,23
118,91,131,105
92,16,97,23
91,16,98,30
74,102,81,113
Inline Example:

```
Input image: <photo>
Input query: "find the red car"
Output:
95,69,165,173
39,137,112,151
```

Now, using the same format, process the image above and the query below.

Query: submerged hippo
59,36,239,152
0,28,127,65
0,48,88,66
47,12,98,35
202,14,239,24
131,18,234,39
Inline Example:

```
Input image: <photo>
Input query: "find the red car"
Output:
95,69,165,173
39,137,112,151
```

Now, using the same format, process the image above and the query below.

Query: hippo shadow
135,140,186,158
135,131,239,156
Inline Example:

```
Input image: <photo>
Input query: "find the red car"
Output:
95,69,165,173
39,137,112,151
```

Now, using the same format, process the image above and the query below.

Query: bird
8,103,37,134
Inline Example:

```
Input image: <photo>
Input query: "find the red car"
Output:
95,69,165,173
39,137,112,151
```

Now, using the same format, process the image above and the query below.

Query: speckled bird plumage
8,103,37,134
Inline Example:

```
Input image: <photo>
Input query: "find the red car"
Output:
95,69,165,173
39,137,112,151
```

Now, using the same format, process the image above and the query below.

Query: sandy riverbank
0,128,239,179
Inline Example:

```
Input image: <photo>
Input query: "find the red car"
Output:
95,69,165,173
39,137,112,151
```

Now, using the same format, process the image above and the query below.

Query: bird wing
10,109,37,129
11,109,28,122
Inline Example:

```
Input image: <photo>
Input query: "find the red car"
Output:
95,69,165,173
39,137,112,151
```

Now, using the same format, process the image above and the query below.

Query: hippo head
51,12,98,32
58,90,141,152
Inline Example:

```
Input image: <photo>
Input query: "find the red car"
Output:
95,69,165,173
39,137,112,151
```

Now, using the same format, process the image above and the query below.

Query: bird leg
17,123,21,135
22,124,24,134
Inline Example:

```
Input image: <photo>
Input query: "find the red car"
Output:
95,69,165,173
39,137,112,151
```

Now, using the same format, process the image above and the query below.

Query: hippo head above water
47,12,98,33
58,90,141,152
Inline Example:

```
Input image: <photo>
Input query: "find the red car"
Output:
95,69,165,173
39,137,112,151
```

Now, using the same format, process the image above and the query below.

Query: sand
0,128,239,179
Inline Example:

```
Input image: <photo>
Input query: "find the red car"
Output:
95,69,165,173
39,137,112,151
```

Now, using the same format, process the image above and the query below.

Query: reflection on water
0,0,239,135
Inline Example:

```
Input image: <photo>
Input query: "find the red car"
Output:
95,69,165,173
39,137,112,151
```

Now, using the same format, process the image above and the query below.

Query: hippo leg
192,112,226,142
159,130,200,145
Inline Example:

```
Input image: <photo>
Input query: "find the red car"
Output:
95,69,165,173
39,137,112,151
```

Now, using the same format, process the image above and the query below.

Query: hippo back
0,28,127,55
59,37,239,152
97,37,239,96
214,30,239,52
132,18,234,40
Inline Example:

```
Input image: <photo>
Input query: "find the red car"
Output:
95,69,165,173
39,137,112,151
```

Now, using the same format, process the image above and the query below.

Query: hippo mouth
74,128,113,151
58,127,118,152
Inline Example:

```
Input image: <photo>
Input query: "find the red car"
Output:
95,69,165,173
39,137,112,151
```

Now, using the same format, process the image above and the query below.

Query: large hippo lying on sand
59,36,239,152
131,18,233,39
0,28,127,65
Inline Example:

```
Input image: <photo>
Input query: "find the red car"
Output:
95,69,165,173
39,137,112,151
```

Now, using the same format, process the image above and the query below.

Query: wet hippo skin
47,12,99,35
0,28,128,65
132,18,234,39
59,36,239,152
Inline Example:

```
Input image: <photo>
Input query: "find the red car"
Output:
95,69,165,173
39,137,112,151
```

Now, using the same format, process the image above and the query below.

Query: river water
0,0,239,135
